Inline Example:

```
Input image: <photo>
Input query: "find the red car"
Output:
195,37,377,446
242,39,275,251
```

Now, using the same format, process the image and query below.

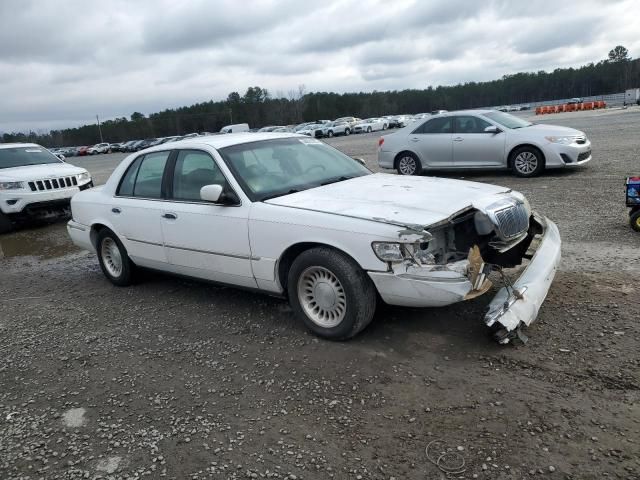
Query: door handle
410,137,419,142
161,213,177,220
453,137,464,142
111,207,121,214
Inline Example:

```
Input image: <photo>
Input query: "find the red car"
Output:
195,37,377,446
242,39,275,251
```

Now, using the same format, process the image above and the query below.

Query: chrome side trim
126,237,164,247
164,243,259,261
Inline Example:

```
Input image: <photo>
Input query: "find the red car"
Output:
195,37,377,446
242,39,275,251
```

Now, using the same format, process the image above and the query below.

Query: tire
0,212,13,234
287,247,377,340
345,128,351,136
396,152,422,176
367,127,372,133
96,228,135,286
630,209,640,232
327,130,334,138
510,146,544,177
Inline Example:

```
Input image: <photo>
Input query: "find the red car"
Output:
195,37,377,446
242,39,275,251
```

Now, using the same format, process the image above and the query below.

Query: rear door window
119,151,170,199
413,117,453,134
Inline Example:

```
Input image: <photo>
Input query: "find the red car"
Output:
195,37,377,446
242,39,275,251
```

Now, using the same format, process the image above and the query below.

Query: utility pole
229,108,233,124
96,115,104,142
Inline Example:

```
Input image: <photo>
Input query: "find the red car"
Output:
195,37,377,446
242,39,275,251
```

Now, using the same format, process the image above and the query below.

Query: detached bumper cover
484,216,561,335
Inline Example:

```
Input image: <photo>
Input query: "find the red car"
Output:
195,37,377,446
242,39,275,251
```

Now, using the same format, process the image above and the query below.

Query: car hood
266,173,513,227
515,123,585,137
0,162,87,181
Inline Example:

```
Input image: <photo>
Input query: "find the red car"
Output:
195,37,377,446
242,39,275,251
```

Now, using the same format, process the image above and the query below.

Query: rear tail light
378,137,384,147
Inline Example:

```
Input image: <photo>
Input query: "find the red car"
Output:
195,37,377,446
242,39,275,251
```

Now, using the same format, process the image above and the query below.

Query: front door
452,115,505,167
160,149,256,288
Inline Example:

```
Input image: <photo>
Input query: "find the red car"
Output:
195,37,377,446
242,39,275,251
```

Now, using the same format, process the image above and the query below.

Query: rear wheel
287,247,376,340
345,128,351,136
510,146,544,177
367,127,372,133
96,229,135,286
327,130,334,138
396,152,421,175
0,212,13,234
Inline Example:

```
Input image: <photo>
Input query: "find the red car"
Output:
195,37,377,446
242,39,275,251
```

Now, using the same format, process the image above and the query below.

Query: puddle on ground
0,222,80,260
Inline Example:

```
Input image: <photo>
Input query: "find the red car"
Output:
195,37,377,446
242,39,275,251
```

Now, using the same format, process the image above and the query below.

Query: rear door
408,117,453,167
109,150,172,268
452,115,505,167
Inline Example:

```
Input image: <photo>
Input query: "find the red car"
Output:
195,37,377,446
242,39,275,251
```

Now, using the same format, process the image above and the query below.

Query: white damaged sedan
68,133,561,343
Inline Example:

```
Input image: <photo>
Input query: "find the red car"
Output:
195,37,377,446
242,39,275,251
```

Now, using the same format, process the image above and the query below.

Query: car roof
0,142,42,150
142,132,305,152
438,109,493,116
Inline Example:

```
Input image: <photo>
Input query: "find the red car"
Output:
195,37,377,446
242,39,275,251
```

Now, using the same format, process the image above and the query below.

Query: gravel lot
1,108,639,479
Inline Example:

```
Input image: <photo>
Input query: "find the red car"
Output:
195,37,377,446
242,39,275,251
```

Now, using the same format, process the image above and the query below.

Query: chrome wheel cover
297,266,346,328
514,151,538,175
398,156,417,175
101,237,123,278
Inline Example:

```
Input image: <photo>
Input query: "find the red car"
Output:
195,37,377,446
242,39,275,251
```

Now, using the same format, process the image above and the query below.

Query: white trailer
625,88,640,105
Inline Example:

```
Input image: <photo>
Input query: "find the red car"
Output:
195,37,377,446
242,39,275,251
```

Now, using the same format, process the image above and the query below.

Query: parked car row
45,111,451,156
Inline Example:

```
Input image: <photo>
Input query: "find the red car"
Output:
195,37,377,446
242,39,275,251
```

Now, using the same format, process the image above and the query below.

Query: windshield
0,146,62,169
483,111,532,129
219,137,371,201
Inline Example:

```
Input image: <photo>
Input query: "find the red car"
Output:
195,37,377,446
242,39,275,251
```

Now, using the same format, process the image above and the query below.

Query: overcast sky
1,0,639,133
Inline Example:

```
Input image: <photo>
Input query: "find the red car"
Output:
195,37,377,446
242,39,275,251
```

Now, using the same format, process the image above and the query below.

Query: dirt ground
1,107,639,479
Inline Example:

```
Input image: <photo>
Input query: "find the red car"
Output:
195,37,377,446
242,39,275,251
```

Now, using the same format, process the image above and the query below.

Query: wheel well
507,144,545,167
277,242,359,293
393,150,418,169
89,223,110,249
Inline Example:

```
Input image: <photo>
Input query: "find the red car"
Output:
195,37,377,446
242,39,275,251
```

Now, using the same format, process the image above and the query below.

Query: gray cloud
0,0,638,132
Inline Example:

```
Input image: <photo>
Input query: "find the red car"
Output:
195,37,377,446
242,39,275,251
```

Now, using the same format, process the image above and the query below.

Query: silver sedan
377,110,592,177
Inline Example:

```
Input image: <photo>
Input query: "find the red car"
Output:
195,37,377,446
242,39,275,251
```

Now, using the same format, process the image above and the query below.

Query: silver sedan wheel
398,155,417,175
297,266,346,328
514,151,538,175
101,237,123,278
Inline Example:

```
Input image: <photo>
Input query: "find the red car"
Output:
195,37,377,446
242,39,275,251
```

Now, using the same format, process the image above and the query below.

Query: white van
220,123,250,134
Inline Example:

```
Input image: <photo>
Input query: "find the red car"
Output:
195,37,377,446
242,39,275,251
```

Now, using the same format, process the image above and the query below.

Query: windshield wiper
320,175,354,186
261,189,302,201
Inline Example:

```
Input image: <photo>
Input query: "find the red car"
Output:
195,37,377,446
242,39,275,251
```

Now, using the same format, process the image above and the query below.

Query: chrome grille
494,203,529,238
28,176,77,191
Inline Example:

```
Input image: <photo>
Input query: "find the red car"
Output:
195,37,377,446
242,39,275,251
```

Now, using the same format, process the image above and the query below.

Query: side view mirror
200,184,240,205
484,125,501,134
200,184,223,203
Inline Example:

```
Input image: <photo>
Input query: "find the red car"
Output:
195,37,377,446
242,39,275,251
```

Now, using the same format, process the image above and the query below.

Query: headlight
77,172,91,182
545,135,574,145
372,242,405,263
0,181,25,190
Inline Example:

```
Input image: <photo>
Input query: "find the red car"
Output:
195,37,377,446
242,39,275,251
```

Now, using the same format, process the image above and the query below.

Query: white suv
87,143,111,154
0,143,93,233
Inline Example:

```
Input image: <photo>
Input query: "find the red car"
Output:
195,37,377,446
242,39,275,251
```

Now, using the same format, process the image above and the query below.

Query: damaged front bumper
484,215,561,343
368,214,561,343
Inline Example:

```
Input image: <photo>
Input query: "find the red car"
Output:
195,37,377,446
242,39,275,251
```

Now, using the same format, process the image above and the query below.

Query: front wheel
0,212,13,234
630,209,640,232
96,229,135,286
396,152,421,175
327,130,334,138
345,128,351,136
510,147,544,177
287,247,376,340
